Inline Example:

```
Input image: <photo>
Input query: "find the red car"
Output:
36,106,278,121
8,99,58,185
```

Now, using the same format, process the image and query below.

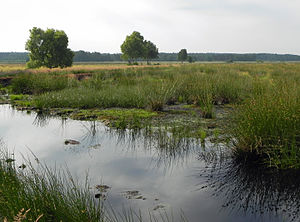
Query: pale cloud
1,0,300,54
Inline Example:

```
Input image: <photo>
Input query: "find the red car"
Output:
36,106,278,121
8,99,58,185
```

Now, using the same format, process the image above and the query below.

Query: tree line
2,27,300,67
2,52,300,64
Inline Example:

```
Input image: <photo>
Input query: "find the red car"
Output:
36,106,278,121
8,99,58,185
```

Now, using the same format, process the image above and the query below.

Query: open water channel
0,104,299,222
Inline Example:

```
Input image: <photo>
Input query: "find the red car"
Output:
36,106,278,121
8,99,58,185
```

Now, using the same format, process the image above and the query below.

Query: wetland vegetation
0,143,103,221
2,63,299,169
0,62,299,221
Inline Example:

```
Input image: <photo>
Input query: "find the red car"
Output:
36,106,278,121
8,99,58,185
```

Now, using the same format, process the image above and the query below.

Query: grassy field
1,63,300,169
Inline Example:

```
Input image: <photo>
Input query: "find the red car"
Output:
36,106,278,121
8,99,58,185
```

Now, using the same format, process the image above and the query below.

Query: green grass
0,146,103,221
232,79,300,169
9,94,23,101
11,73,78,94
71,108,158,129
34,86,147,109
4,63,300,169
27,64,252,115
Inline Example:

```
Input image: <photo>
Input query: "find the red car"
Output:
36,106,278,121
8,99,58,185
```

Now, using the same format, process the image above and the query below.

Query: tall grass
27,64,254,114
232,79,300,169
34,86,147,109
0,145,103,221
11,73,77,94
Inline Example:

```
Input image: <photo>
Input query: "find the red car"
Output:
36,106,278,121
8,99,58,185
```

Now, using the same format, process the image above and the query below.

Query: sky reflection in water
0,104,297,222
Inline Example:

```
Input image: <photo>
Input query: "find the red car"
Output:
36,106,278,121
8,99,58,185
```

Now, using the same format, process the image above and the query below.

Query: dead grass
0,63,179,76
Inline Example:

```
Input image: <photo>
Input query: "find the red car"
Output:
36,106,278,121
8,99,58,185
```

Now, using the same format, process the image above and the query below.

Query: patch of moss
97,108,157,119
0,87,9,94
56,108,76,115
182,104,197,109
69,108,158,129
14,100,33,107
166,109,190,115
71,110,99,121
10,94,24,101
8,94,34,108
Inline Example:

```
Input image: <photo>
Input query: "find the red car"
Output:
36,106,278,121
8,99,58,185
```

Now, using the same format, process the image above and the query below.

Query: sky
1,0,300,54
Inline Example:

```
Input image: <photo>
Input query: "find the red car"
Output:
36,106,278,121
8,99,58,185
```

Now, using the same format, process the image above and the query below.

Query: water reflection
31,110,202,169
61,121,104,155
198,154,300,222
106,126,204,170
33,110,52,127
6,104,298,221
17,106,206,179
78,121,102,148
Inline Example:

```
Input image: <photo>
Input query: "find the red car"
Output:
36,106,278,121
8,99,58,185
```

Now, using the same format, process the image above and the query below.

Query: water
0,104,298,222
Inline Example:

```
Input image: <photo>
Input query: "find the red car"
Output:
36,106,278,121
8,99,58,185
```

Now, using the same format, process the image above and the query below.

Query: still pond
0,104,298,222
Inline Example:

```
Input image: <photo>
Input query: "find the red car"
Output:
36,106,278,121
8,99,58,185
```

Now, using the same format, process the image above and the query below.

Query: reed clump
0,147,103,221
11,73,77,94
232,79,300,169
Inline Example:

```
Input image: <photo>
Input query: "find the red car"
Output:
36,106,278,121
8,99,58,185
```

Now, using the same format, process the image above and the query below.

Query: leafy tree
143,40,159,64
178,49,188,63
25,27,74,68
188,56,194,63
121,31,145,64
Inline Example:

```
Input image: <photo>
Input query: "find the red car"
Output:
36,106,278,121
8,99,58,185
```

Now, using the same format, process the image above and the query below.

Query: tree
120,31,145,64
25,27,74,68
143,40,159,64
178,49,187,63
188,56,194,63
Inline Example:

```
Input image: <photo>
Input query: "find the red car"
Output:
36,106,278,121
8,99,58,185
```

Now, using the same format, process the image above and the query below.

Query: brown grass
0,63,180,76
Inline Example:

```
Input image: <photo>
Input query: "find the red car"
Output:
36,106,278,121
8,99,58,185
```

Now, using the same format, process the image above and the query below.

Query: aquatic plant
232,80,300,169
0,145,103,221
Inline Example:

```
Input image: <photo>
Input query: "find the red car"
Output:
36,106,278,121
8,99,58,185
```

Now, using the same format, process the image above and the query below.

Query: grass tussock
0,146,103,221
11,73,77,94
232,80,300,169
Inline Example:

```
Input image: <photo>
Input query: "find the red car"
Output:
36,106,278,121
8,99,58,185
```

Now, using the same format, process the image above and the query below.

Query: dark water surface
0,104,297,222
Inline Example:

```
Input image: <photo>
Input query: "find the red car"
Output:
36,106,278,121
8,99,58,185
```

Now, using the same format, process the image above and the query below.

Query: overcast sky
1,0,300,54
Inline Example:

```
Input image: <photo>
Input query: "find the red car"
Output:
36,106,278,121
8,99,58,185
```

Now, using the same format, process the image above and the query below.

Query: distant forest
1,51,300,63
